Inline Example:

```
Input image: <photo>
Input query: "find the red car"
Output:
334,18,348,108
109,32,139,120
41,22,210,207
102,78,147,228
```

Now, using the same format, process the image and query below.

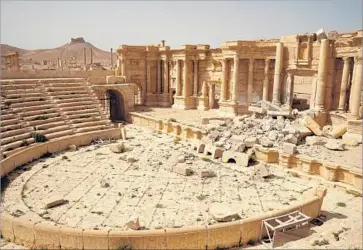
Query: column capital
249,58,255,63
234,53,239,60
354,55,363,65
265,58,271,64
342,56,352,64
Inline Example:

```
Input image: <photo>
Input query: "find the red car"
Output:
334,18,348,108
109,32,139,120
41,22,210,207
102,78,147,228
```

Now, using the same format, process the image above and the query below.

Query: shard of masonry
0,29,362,249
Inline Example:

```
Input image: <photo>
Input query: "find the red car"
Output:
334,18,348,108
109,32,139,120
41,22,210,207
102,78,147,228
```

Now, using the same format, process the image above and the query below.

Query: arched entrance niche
106,89,126,121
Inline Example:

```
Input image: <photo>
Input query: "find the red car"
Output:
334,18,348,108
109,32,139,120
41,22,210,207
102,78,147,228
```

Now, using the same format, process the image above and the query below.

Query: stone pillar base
217,101,238,117
157,93,171,107
172,96,196,110
145,93,159,106
197,96,209,111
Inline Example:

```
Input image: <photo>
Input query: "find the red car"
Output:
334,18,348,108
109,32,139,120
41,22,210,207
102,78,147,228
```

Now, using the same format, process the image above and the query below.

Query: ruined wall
0,70,114,79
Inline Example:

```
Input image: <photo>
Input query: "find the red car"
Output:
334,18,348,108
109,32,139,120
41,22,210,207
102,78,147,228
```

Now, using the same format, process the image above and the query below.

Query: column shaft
338,57,351,110
262,59,270,101
183,60,189,97
220,59,227,102
231,54,239,103
272,42,284,105
193,60,198,96
350,56,363,118
157,60,162,93
247,58,254,103
146,60,152,93
314,39,329,111
285,72,294,109
176,60,181,96
163,60,169,94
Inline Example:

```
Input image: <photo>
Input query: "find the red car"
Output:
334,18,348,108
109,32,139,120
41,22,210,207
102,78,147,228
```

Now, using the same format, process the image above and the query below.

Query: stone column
220,58,228,102
314,39,330,111
285,72,294,110
163,59,169,94
193,59,198,96
231,54,239,103
175,60,181,96
272,42,284,105
120,57,126,76
350,55,363,118
338,57,351,110
146,60,152,93
247,58,254,103
157,60,162,93
183,59,189,97
262,59,270,101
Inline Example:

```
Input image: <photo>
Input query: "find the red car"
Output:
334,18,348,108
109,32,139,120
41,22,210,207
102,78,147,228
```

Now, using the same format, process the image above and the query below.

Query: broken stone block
325,139,345,151
127,156,138,163
110,143,125,153
120,125,127,140
342,133,362,146
199,170,216,178
283,142,297,154
125,216,140,230
44,198,69,209
322,125,333,135
303,116,323,136
221,151,251,167
192,141,205,153
260,137,273,148
233,142,246,153
290,124,313,138
244,137,258,148
201,117,209,125
329,124,347,139
214,141,224,147
254,163,271,178
209,204,241,222
100,179,110,188
284,134,298,145
305,136,327,146
177,155,186,163
204,144,224,159
172,164,193,176
68,144,77,151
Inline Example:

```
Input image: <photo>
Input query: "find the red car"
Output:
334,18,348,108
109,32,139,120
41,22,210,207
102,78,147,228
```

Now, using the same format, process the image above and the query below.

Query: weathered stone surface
209,204,241,222
325,139,345,151
322,125,333,134
44,198,68,209
284,134,298,145
254,163,270,178
125,216,140,230
305,136,327,146
127,156,138,163
201,117,209,125
303,116,323,136
342,133,362,146
290,124,313,138
283,142,297,154
172,164,193,176
261,137,273,147
268,131,278,141
177,155,185,163
244,137,258,148
329,124,347,139
199,170,216,178
68,144,77,151
110,143,125,153
233,142,246,153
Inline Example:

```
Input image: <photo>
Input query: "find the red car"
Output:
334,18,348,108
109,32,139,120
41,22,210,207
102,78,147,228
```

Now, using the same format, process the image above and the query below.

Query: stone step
57,100,97,108
5,92,44,99
75,124,109,133
48,89,89,95
61,104,100,112
48,82,86,88
2,89,43,95
23,113,60,122
39,78,85,84
1,132,33,146
1,128,31,139
0,118,20,127
67,111,106,119
0,79,39,85
12,104,54,112
1,138,35,155
45,129,74,140
43,125,73,135
72,116,104,124
27,117,64,126
72,120,109,128
2,96,49,104
55,96,95,104
52,93,92,100
1,113,17,120
1,84,39,90
48,86,88,91
35,121,68,130
10,100,50,108
1,123,24,133
20,108,59,117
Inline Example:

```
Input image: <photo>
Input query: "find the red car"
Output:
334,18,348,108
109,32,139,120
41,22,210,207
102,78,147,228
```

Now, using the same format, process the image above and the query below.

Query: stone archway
106,89,126,121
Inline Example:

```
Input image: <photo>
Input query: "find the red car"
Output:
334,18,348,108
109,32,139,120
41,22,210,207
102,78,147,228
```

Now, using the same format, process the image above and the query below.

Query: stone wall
0,70,114,79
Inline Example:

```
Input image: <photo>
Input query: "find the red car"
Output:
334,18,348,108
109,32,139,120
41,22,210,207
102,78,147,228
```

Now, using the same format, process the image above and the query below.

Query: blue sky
1,0,362,50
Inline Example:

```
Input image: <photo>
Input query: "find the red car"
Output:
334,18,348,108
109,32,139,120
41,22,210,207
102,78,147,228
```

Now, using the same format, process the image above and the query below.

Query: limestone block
222,151,251,167
13,218,35,248
67,144,77,151
83,229,109,250
125,217,140,230
199,170,216,178
234,142,246,152
201,117,209,124
325,139,345,151
110,143,125,153
260,137,273,148
329,124,347,139
172,164,193,176
303,116,323,136
254,163,271,178
192,141,205,153
59,227,83,249
106,75,126,84
305,136,327,146
34,223,60,249
290,124,313,138
204,144,224,159
120,126,127,140
1,211,14,242
244,137,258,148
283,142,297,155
342,133,362,146
209,204,241,222
284,134,298,145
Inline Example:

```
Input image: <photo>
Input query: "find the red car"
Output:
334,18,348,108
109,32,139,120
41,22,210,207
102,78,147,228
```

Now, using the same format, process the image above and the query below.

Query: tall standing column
157,60,162,93
350,55,363,118
193,59,198,96
262,59,270,101
146,60,152,93
183,59,189,97
175,60,181,96
338,57,351,110
285,72,294,109
314,39,330,111
163,59,169,94
272,42,284,105
90,48,93,65
231,53,239,103
220,58,227,102
84,47,87,70
247,58,254,103
120,57,126,76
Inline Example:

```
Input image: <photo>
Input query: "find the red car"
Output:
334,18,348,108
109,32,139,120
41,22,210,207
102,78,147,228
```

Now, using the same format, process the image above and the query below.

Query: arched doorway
106,89,126,121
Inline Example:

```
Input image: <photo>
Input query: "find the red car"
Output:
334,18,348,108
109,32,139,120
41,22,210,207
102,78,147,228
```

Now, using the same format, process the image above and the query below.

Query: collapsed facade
115,29,363,127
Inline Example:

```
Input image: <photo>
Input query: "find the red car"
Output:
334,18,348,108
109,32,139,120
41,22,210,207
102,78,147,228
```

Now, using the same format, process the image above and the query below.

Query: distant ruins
114,29,363,125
